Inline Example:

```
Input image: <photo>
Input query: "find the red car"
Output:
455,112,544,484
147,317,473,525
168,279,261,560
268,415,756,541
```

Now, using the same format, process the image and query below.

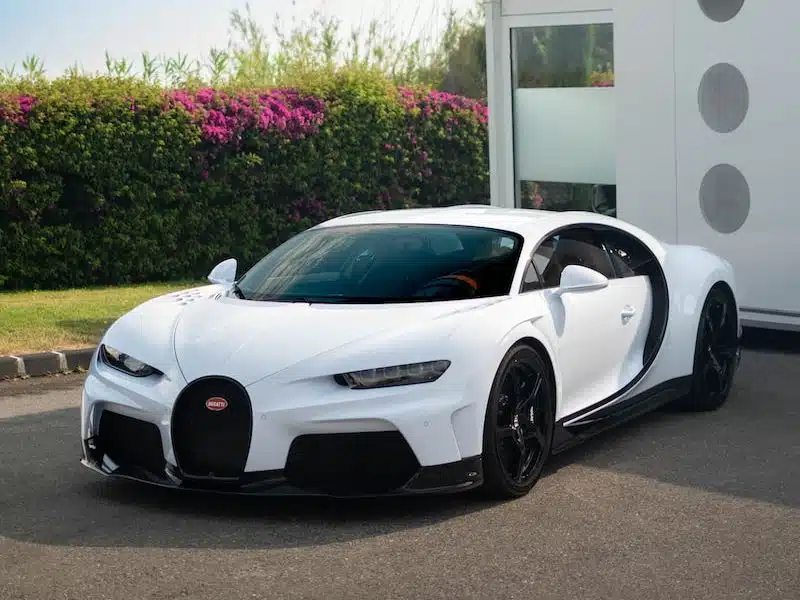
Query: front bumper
80,447,483,497
80,363,485,497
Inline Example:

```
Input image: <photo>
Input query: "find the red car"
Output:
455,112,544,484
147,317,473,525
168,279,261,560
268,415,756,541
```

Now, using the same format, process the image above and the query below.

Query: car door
597,227,658,384
523,227,643,418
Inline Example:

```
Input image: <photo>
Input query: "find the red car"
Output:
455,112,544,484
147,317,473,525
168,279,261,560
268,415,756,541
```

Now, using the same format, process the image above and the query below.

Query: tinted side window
601,229,655,278
521,261,542,292
532,237,556,275
536,228,616,288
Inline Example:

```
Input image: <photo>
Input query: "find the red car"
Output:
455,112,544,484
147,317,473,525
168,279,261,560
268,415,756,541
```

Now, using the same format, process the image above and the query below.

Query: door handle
621,305,636,324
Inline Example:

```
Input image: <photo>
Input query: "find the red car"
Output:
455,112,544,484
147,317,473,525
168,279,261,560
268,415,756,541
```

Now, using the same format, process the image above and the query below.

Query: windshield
235,223,524,303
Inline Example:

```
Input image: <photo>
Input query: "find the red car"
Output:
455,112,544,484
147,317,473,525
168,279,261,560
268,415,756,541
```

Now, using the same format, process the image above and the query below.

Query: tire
673,284,740,412
480,343,555,500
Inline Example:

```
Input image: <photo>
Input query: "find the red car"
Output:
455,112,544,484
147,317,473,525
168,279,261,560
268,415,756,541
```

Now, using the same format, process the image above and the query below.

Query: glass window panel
511,23,616,213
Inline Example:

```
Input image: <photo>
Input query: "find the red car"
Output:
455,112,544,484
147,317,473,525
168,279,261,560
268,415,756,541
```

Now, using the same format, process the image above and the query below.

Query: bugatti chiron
80,206,742,499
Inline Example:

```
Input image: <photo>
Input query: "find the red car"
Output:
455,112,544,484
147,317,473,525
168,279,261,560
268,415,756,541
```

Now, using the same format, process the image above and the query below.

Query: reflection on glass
511,23,616,214
235,224,525,303
519,181,616,217
513,23,614,89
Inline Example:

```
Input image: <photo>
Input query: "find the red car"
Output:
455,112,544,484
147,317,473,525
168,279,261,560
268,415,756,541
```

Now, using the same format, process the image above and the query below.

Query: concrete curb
0,347,96,380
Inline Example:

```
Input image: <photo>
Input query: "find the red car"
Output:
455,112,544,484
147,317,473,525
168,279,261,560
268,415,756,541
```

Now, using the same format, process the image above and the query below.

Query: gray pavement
1,346,798,600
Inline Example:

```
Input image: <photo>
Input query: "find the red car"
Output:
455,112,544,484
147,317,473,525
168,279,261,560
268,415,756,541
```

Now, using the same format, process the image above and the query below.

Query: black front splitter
80,454,484,499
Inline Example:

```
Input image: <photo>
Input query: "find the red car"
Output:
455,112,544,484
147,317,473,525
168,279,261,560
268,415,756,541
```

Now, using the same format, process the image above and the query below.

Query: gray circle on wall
698,0,745,22
699,164,750,234
698,63,749,133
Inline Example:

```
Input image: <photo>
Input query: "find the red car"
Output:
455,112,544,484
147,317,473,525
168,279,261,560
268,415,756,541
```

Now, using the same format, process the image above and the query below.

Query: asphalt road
1,340,799,600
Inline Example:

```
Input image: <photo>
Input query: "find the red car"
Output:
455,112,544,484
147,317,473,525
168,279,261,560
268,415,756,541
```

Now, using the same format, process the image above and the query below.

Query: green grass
0,281,204,355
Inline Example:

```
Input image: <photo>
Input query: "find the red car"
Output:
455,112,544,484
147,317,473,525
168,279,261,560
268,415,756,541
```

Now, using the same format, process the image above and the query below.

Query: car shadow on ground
0,330,797,550
1,406,507,550
547,328,799,508
741,326,800,354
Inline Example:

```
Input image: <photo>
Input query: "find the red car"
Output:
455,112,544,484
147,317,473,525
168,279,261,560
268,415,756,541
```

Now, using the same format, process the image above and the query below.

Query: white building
484,0,799,331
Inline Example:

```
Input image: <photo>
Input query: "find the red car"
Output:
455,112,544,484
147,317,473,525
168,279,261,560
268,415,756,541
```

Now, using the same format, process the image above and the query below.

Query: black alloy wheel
676,285,740,412
481,344,555,499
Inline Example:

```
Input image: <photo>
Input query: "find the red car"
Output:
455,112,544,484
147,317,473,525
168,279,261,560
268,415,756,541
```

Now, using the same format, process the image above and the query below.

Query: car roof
316,205,541,232
315,205,666,256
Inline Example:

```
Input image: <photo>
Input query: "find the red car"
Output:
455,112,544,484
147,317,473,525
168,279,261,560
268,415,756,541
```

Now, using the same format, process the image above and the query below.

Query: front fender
446,295,563,450
99,284,224,378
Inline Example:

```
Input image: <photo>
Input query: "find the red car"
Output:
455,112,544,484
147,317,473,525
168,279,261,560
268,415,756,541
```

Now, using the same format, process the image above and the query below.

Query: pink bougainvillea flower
163,87,326,146
0,94,37,126
17,95,35,114
397,87,488,125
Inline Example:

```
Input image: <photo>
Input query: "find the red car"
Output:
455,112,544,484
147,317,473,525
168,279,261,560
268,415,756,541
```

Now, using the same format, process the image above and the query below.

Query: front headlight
334,360,451,389
99,344,161,378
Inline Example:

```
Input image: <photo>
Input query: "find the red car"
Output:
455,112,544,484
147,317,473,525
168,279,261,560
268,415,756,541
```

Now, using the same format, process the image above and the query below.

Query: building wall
488,0,678,238
486,0,800,328
673,0,800,325
614,0,677,245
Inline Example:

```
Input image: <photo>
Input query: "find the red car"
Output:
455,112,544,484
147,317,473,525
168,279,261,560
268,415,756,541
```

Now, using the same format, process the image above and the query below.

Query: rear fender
658,244,739,377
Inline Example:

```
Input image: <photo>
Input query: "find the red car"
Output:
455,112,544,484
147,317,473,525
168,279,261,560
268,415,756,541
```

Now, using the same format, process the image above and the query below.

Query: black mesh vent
97,410,165,475
171,377,253,478
284,431,421,495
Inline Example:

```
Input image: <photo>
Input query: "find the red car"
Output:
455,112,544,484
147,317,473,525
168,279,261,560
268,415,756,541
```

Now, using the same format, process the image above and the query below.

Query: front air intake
97,410,165,475
284,431,421,495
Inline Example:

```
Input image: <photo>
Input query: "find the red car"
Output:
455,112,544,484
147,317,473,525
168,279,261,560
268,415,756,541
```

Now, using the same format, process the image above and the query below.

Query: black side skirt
551,375,693,455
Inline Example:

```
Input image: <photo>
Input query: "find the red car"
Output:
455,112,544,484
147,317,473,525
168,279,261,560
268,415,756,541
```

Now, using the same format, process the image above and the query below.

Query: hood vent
169,288,206,306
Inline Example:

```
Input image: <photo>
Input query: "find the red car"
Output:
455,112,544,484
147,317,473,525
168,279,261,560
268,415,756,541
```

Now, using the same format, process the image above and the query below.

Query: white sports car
80,206,742,499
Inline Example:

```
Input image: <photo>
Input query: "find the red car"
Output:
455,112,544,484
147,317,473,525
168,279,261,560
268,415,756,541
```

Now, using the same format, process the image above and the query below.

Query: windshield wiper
315,296,426,304
249,294,426,304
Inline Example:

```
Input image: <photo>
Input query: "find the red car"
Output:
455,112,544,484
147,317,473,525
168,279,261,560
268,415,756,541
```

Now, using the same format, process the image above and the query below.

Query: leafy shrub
0,72,489,290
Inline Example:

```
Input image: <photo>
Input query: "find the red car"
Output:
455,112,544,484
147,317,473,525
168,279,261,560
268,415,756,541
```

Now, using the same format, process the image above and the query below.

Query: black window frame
596,227,656,279
519,225,620,293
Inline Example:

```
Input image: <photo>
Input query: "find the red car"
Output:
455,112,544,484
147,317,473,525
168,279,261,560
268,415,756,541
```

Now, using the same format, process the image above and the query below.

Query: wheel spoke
524,425,546,449
506,366,522,400
708,348,724,375
514,447,534,482
513,429,526,452
496,425,515,440
704,358,725,394
518,373,542,413
717,301,728,332
703,312,715,339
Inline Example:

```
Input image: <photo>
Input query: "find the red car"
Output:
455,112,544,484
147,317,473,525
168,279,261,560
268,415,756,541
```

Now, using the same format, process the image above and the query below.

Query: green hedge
0,72,489,290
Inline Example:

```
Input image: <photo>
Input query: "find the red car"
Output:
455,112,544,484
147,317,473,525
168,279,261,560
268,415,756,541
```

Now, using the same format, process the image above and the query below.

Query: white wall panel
675,0,800,317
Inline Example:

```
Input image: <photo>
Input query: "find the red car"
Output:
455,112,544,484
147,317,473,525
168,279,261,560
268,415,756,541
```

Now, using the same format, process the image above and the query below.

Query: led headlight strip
335,360,451,389
99,344,162,378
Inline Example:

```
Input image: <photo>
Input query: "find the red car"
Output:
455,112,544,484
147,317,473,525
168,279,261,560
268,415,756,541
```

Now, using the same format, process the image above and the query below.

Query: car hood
172,294,504,386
